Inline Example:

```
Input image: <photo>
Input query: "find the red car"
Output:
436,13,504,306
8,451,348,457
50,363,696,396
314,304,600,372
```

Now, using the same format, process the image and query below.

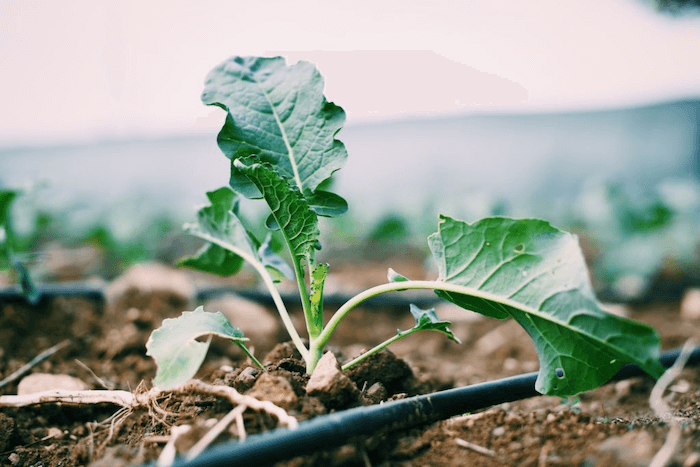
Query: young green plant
146,56,664,396
0,189,39,303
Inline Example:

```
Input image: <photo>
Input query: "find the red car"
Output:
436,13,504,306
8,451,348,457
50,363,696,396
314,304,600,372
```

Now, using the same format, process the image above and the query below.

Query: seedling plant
0,189,39,303
146,56,664,398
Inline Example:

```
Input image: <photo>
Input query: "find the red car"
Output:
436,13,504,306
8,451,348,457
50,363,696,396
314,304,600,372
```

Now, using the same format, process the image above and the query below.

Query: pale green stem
256,260,310,362
189,232,309,362
316,280,496,350
340,328,418,371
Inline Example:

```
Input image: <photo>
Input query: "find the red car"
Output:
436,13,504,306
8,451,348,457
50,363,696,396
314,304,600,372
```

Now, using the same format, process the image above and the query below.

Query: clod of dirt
246,372,298,410
344,348,415,395
263,341,304,365
306,352,360,409
17,373,89,395
0,413,14,452
362,382,388,405
204,295,282,353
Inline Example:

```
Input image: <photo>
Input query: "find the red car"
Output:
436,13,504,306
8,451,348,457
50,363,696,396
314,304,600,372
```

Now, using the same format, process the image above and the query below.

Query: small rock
362,382,388,404
681,288,700,320
46,427,64,439
601,303,630,318
614,379,633,398
306,352,359,409
106,262,195,312
246,373,298,410
17,373,89,396
505,412,523,426
684,452,700,467
491,426,506,437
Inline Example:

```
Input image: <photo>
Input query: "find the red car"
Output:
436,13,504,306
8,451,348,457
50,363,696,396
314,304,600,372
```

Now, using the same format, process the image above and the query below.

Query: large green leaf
202,56,347,216
428,215,664,396
235,157,320,263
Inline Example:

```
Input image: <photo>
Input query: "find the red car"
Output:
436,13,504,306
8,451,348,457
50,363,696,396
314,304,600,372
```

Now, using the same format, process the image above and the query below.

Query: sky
1,0,700,146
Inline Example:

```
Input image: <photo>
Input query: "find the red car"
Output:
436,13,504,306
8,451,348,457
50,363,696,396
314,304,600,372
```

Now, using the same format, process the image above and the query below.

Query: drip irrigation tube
0,282,105,303
145,346,700,467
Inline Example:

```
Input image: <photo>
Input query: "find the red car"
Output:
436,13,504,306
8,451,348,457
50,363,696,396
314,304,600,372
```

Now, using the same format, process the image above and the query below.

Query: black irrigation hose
0,282,105,303
154,346,700,467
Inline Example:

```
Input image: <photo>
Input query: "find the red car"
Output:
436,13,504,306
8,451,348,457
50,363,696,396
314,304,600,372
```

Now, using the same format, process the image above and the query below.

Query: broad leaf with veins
202,56,347,217
428,215,664,396
235,157,321,263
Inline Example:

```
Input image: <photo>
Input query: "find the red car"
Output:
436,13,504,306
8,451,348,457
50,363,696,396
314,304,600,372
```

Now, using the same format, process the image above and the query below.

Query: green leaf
409,304,460,343
387,268,409,283
146,306,247,390
305,190,348,217
203,56,347,215
179,186,258,276
309,263,328,338
178,243,244,277
0,190,18,258
428,215,664,396
235,157,320,262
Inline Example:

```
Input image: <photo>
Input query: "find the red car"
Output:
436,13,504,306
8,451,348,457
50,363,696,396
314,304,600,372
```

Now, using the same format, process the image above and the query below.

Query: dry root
0,378,299,465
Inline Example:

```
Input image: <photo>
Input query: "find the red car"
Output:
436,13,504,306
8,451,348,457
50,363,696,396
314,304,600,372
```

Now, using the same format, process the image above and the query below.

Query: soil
2,251,700,467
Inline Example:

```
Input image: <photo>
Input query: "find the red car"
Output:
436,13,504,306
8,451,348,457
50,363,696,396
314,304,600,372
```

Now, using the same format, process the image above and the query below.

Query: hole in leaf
555,368,565,378
513,243,524,253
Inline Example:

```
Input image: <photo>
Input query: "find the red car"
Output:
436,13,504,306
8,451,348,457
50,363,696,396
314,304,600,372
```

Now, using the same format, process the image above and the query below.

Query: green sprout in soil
0,189,39,303
146,56,664,396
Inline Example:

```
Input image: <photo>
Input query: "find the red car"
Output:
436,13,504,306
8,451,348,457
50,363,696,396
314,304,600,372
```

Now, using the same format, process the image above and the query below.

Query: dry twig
0,339,71,390
649,339,696,467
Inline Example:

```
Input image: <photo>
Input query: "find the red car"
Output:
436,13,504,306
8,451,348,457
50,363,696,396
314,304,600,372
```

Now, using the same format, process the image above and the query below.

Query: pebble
491,426,506,437
681,288,700,320
306,352,359,408
684,452,700,467
17,373,89,396
614,379,633,398
105,262,195,308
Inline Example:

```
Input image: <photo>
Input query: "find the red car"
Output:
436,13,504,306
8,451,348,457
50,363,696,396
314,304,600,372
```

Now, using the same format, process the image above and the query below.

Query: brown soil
2,257,700,467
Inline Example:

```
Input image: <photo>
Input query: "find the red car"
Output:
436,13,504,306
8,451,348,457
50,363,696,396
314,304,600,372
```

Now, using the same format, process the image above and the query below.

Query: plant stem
257,262,310,362
236,343,264,369
190,231,310,362
340,328,418,371
316,280,499,350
